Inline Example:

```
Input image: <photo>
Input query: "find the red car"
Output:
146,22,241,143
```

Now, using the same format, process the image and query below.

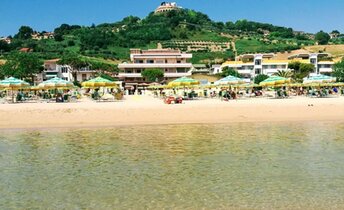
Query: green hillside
0,7,329,65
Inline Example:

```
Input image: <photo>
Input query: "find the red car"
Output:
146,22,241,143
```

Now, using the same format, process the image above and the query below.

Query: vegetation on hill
0,7,343,67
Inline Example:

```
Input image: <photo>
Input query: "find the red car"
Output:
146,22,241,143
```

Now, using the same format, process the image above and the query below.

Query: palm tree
273,70,293,78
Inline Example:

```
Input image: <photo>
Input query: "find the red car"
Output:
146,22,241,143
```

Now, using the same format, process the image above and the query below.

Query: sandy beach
1,95,344,129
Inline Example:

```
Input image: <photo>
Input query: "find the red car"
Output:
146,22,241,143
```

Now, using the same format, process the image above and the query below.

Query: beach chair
98,93,115,102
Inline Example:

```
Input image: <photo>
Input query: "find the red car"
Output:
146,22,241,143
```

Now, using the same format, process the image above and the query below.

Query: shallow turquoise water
1,122,344,209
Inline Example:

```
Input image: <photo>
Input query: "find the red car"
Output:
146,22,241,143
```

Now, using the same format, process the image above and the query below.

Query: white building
210,64,221,74
37,59,96,84
220,53,335,82
288,53,334,75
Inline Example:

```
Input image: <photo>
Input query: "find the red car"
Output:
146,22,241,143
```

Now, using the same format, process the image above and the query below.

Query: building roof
288,53,331,59
118,63,193,69
318,61,335,64
262,59,289,64
222,61,246,65
44,58,60,64
238,53,275,60
19,48,32,52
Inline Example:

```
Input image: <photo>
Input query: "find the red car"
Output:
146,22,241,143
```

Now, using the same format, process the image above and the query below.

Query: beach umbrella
0,77,30,103
260,76,291,87
168,77,200,87
214,75,245,85
38,77,74,89
81,76,117,88
303,74,336,84
332,82,344,87
288,83,303,87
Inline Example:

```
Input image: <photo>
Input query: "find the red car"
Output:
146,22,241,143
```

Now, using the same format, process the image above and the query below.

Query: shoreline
1,96,344,129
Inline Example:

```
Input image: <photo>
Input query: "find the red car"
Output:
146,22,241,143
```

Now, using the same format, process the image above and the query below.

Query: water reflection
1,122,344,209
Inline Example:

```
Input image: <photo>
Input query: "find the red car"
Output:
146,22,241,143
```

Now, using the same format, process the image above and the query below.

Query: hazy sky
0,0,343,37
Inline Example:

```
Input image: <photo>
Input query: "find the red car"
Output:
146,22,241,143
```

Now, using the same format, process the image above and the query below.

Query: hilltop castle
155,2,181,13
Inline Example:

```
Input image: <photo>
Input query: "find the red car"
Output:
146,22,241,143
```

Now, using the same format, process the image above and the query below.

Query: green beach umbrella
303,74,336,84
0,77,30,89
38,77,74,89
168,77,200,87
0,77,30,103
260,76,291,87
82,76,117,88
214,75,245,85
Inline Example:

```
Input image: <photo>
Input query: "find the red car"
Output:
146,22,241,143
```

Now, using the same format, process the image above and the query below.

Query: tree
90,61,119,75
315,30,330,45
331,30,340,35
0,52,43,83
0,40,10,53
14,26,34,40
253,74,269,84
288,61,314,82
273,70,293,78
58,52,89,82
219,66,242,78
333,59,344,82
141,68,164,82
54,33,64,42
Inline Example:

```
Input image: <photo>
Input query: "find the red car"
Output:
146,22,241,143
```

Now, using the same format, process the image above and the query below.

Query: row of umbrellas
0,76,118,102
0,76,118,90
151,74,339,89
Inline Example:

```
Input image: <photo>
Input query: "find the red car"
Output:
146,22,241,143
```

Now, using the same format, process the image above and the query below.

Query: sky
0,0,343,37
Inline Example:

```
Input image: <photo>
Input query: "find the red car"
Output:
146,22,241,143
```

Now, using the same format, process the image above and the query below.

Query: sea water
1,122,344,209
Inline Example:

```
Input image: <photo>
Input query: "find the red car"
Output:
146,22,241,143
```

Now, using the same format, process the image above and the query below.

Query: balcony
118,72,192,78
44,69,59,73
319,68,333,73
78,69,96,73
263,69,279,74
118,73,142,78
118,63,193,69
238,69,252,74
165,72,191,78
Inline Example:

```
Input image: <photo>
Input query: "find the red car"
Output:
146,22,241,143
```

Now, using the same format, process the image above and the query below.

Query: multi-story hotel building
220,53,334,82
118,48,193,89
288,53,334,75
36,59,96,84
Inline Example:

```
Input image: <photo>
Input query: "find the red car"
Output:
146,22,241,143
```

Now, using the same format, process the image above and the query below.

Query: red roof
19,48,32,52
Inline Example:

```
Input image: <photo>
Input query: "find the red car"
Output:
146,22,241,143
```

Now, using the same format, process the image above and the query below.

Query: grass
235,38,298,54
191,50,235,64
187,31,231,42
305,44,344,57
85,56,120,65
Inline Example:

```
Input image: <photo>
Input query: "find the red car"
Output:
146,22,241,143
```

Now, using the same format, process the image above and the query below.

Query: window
147,60,154,64
61,67,68,73
255,59,261,65
255,68,261,75
82,74,87,81
310,58,316,64
136,69,141,74
126,70,133,73
62,77,68,81
177,60,181,63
